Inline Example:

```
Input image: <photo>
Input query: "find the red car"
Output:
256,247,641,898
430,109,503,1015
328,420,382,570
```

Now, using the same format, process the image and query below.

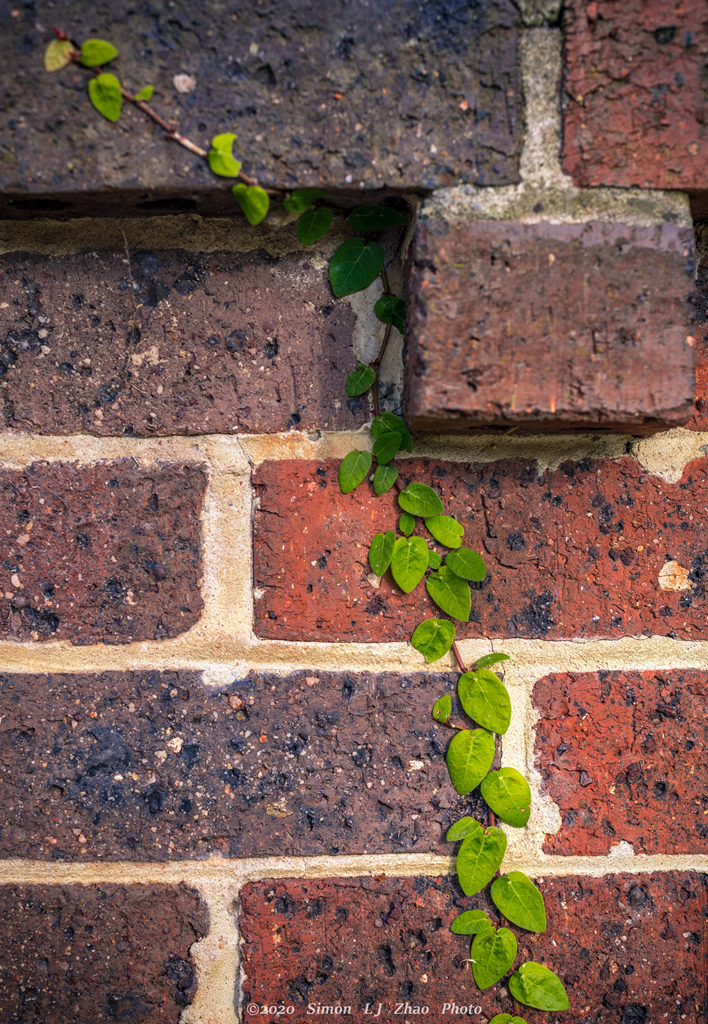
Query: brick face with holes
0,1,705,1022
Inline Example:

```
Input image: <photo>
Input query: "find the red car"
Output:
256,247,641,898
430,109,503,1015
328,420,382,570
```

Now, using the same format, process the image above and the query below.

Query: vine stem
451,640,467,673
370,266,394,417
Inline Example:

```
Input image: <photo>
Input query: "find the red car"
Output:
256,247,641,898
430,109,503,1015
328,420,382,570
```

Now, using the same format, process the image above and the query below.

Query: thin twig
451,640,467,674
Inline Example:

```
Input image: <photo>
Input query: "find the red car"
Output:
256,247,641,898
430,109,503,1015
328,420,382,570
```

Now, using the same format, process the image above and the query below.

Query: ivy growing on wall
44,32,569,1018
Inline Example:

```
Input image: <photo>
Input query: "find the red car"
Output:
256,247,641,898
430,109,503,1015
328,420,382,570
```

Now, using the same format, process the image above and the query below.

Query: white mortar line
180,879,242,1024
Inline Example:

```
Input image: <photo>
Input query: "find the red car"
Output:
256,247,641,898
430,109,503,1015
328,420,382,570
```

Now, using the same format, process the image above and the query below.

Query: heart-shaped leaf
297,206,333,245
481,768,532,828
208,133,242,177
491,872,547,933
489,1015,528,1024
427,565,471,622
372,412,412,451
426,515,464,548
346,362,375,398
446,547,486,581
373,465,397,495
508,963,569,1011
432,694,452,723
446,816,482,842
329,238,384,297
232,183,270,225
390,536,428,593
375,294,406,334
450,909,494,936
470,926,517,989
412,618,455,662
474,652,510,671
88,73,122,122
44,39,74,72
80,38,118,67
398,512,415,537
398,482,443,518
456,825,507,895
458,669,512,734
348,204,408,232
338,450,371,494
446,728,495,796
283,188,328,213
372,430,401,465
369,531,396,577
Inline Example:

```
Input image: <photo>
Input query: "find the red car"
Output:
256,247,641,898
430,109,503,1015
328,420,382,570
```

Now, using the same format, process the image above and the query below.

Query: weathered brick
562,0,707,191
405,217,696,433
0,883,207,1023
0,1,522,214
533,670,707,856
253,456,708,642
240,872,706,1022
689,223,708,430
0,461,204,643
0,248,362,435
0,669,488,860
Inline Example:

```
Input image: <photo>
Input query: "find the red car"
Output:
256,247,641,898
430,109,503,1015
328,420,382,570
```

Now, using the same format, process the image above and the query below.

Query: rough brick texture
690,223,708,429
0,883,207,1023
0,0,522,214
534,669,707,855
0,461,204,644
0,668,490,860
562,0,707,191
405,217,696,433
240,872,706,1023
0,248,363,436
253,456,708,642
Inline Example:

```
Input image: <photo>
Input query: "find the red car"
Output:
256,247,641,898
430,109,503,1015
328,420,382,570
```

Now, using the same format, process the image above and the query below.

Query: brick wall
0,2,705,1023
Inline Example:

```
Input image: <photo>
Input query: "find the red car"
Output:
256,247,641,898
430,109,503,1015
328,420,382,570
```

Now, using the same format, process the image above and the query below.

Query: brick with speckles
689,223,708,430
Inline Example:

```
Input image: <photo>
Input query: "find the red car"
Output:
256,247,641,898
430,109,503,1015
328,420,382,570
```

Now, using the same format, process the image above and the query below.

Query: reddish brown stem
451,640,467,674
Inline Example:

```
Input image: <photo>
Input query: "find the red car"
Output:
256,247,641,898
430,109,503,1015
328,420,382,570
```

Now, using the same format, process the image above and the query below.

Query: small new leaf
390,536,428,594
297,207,333,245
372,430,401,465
427,565,471,622
371,412,412,451
373,465,398,495
348,204,408,232
80,38,118,67
374,294,405,334
470,927,517,990
88,73,122,122
446,728,495,796
346,363,376,398
369,531,396,577
481,768,532,828
398,481,443,518
135,85,155,102
450,910,494,936
489,1016,528,1024
428,549,442,570
446,547,486,581
232,184,270,225
412,618,455,663
456,825,507,895
458,669,512,734
425,514,464,548
44,39,74,72
491,872,547,933
508,963,569,1012
208,133,242,177
432,694,452,724
474,652,510,671
283,188,328,213
329,238,384,297
446,816,482,842
338,450,372,494
398,512,415,536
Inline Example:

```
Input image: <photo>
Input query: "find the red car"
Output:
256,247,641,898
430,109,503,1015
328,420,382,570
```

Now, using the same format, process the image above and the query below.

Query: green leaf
481,768,532,828
283,188,328,213
412,618,455,663
428,549,442,570
458,669,512,734
369,531,396,576
80,38,118,67
372,412,412,452
427,565,471,622
338,450,372,494
450,910,494,936
398,482,443,518
348,204,408,232
426,514,464,549
44,39,74,72
446,728,495,796
398,512,415,536
390,536,428,594
135,85,155,102
346,363,376,398
470,927,517,990
446,816,482,842
432,695,452,724
456,825,507,895
446,547,486,581
508,963,569,1011
297,207,333,245
375,294,405,335
372,430,401,465
329,238,385,297
232,184,270,225
88,73,122,122
491,872,547,933
474,652,510,671
373,465,397,495
208,133,242,177
489,1015,528,1024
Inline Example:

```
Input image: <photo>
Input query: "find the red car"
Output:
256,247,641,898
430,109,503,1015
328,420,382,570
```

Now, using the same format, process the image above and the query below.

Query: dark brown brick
0,883,207,1024
533,670,707,856
0,249,362,435
0,461,204,644
0,669,488,860
240,872,706,1022
405,218,696,433
562,0,707,191
253,456,708,642
0,1,522,214
689,223,708,430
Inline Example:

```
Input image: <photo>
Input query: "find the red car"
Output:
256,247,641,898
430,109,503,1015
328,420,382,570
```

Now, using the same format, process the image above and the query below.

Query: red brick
533,670,707,856
0,249,362,436
689,223,708,429
0,461,204,643
0,883,207,1023
405,218,696,433
253,456,708,642
562,0,706,191
240,872,706,1022
0,668,489,860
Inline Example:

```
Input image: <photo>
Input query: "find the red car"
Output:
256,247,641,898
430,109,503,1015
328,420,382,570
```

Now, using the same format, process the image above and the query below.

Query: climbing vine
44,32,569,1018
